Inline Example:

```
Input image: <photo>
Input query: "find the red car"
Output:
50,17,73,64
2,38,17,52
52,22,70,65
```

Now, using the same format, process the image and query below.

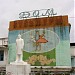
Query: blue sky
0,0,74,43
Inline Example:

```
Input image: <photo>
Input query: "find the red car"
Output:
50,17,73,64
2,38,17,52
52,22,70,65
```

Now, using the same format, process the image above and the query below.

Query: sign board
9,16,68,31
19,8,57,19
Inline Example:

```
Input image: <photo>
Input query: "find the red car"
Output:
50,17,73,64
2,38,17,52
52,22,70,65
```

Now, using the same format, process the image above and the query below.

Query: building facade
0,38,8,67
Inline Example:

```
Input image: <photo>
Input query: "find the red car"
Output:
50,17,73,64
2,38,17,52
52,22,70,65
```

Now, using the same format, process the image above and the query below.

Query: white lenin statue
8,34,31,75
16,34,24,62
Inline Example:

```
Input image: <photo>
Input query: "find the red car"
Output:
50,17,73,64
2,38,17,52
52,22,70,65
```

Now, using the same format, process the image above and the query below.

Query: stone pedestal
6,62,31,75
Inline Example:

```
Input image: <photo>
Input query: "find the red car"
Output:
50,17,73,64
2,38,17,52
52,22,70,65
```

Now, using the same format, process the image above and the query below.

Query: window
0,50,4,61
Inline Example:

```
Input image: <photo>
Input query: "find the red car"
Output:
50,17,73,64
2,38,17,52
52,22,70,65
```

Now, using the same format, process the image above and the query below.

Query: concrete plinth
6,62,31,75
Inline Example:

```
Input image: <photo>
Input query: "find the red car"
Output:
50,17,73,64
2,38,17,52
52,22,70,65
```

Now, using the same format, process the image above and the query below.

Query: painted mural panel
8,16,71,66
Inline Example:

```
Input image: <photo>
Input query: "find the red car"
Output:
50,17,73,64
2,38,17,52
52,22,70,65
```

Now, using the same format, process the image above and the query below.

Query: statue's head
18,34,21,39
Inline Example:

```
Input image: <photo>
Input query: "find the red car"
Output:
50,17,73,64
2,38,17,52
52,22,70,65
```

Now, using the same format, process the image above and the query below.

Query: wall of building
0,47,8,67
71,46,75,57
71,46,75,67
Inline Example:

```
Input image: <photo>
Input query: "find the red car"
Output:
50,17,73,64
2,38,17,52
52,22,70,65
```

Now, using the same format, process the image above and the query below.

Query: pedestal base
6,62,31,75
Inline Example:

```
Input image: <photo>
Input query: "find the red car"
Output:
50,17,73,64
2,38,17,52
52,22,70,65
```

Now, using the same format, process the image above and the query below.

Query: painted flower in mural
28,55,37,65
27,55,56,65
37,55,47,65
